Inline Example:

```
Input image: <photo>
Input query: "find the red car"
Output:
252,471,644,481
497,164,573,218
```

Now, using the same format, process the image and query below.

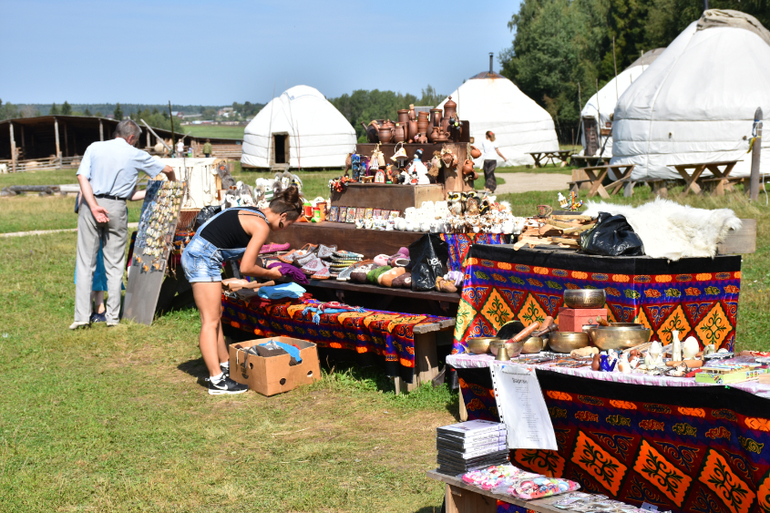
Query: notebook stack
436,419,509,475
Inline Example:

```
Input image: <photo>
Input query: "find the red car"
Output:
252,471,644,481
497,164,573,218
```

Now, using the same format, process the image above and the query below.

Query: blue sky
1,0,521,106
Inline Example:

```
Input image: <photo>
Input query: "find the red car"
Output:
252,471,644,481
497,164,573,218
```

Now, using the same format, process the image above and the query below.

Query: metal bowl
521,336,546,354
467,337,498,354
489,340,525,358
563,289,606,309
548,331,590,353
587,325,652,350
609,322,645,328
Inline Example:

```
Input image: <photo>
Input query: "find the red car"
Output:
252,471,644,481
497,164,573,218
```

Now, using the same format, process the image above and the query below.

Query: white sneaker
69,321,90,330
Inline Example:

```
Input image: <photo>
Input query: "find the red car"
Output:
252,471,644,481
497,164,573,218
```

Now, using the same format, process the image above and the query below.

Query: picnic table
569,154,607,168
527,150,574,168
567,163,635,198
672,160,739,196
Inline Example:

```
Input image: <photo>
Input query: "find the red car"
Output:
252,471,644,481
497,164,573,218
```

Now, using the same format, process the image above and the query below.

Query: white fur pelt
582,198,741,260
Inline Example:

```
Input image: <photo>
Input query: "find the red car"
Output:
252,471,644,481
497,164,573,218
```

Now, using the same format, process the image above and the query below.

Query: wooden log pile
513,214,597,250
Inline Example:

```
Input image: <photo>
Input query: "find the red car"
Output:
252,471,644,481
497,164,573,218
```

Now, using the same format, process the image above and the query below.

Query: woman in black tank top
183,186,303,395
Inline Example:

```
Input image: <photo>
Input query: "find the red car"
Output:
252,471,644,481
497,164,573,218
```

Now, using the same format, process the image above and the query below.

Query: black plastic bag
580,212,644,256
408,234,449,291
194,205,222,230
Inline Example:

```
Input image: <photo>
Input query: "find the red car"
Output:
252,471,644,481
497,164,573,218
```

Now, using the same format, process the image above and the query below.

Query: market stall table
446,353,770,513
569,155,607,168
673,160,739,196
453,245,742,353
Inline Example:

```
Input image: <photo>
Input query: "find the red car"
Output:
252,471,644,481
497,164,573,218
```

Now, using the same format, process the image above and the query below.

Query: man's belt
94,194,126,201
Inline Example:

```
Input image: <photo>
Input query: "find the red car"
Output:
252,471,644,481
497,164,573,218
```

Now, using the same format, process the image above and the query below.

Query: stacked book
436,419,509,475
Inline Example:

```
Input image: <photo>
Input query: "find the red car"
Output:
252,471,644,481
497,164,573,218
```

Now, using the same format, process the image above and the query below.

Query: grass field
1,167,768,511
180,125,245,140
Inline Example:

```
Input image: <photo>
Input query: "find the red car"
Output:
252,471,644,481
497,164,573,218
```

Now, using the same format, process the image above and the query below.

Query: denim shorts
181,235,223,283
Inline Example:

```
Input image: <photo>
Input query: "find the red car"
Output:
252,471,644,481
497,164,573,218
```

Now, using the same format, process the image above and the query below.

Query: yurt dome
580,48,665,158
611,10,770,180
241,85,356,169
437,72,559,167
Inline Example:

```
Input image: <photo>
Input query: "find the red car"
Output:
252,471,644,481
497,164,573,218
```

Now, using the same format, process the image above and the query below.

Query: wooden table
569,154,607,168
427,471,571,513
569,164,635,198
527,150,574,168
672,160,739,196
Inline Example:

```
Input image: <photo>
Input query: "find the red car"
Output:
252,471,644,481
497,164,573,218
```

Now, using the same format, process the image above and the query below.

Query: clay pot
443,96,457,120
378,127,393,144
397,109,409,125
363,122,379,143
430,108,442,128
462,159,474,176
417,119,430,136
407,120,418,141
415,133,428,144
382,119,395,131
428,125,439,143
408,104,416,121
417,111,429,122
433,128,450,143
394,123,405,143
470,145,482,159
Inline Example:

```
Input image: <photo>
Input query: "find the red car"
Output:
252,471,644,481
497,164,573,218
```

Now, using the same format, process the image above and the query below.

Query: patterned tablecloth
451,357,770,513
453,246,742,354
221,295,452,383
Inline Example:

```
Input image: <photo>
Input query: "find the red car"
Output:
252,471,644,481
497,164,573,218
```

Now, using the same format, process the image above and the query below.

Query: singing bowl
521,336,546,354
587,326,652,350
489,340,525,358
563,289,606,309
467,337,498,354
548,331,590,353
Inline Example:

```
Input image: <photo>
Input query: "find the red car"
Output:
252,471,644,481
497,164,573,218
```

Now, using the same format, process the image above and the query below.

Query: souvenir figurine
682,336,699,360
407,149,430,185
671,330,682,362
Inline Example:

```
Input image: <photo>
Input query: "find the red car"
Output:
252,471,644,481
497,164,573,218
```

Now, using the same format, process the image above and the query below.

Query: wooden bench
672,160,739,196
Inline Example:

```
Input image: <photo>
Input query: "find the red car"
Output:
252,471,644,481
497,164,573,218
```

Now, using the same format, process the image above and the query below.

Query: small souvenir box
557,307,607,332
329,206,339,222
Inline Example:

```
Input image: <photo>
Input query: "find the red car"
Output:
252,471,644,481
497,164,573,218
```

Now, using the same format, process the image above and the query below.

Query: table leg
392,332,439,394
459,389,468,421
587,169,610,199
677,166,704,196
651,180,668,198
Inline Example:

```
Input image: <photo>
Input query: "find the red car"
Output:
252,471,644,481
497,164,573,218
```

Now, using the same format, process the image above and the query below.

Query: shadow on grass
414,504,445,513
177,357,209,387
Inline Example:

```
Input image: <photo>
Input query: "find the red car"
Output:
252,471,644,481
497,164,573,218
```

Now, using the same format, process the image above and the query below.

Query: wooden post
63,121,69,158
99,119,104,141
168,101,175,156
54,117,61,165
20,124,25,152
9,122,16,173
750,107,762,202
146,129,151,148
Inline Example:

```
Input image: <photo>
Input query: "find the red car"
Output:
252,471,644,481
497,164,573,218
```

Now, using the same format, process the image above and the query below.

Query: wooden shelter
0,115,242,172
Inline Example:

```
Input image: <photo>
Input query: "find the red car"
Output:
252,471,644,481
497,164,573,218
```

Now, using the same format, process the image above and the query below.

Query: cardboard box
229,337,321,396
557,307,607,332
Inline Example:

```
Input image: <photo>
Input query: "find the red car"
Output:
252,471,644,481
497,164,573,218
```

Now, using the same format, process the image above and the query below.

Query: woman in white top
481,131,506,193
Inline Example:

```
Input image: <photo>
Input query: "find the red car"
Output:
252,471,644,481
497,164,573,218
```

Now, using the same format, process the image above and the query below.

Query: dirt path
494,172,571,194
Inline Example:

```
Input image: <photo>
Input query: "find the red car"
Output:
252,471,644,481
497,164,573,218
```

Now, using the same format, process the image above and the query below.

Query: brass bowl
548,331,590,353
521,336,546,354
609,322,645,328
563,289,606,309
467,337,498,354
490,340,525,358
587,326,652,350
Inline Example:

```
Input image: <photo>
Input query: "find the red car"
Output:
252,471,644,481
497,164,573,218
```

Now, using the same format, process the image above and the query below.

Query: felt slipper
392,271,411,288
387,256,409,268
259,242,291,254
379,266,406,287
436,277,458,293
373,254,390,267
350,263,377,283
367,265,391,285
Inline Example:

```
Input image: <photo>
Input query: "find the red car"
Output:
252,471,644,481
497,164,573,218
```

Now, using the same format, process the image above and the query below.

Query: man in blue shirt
71,119,176,329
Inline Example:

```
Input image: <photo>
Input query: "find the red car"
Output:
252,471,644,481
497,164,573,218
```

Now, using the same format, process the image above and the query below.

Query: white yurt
437,71,559,167
611,10,770,180
580,48,665,157
241,85,356,169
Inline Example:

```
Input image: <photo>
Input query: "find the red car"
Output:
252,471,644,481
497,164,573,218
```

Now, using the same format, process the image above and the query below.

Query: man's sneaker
206,375,248,395
69,321,90,330
90,312,107,323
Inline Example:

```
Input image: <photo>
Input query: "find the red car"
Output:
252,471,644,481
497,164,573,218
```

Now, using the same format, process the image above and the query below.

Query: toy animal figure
428,153,441,178
447,192,464,216
464,191,480,215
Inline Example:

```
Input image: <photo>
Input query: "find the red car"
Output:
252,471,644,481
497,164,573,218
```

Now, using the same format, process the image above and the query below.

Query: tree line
329,85,446,141
500,0,770,142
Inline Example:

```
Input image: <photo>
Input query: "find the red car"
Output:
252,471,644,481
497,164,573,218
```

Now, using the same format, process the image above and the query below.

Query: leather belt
94,194,126,201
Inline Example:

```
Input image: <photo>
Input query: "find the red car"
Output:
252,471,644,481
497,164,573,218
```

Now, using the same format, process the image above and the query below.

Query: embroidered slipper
278,243,317,263
300,257,327,276
333,250,364,260
317,244,338,260
295,251,319,267
336,259,373,281
311,266,331,280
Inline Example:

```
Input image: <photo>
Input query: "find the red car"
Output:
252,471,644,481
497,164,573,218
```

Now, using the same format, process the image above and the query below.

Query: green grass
181,125,245,140
0,231,455,512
